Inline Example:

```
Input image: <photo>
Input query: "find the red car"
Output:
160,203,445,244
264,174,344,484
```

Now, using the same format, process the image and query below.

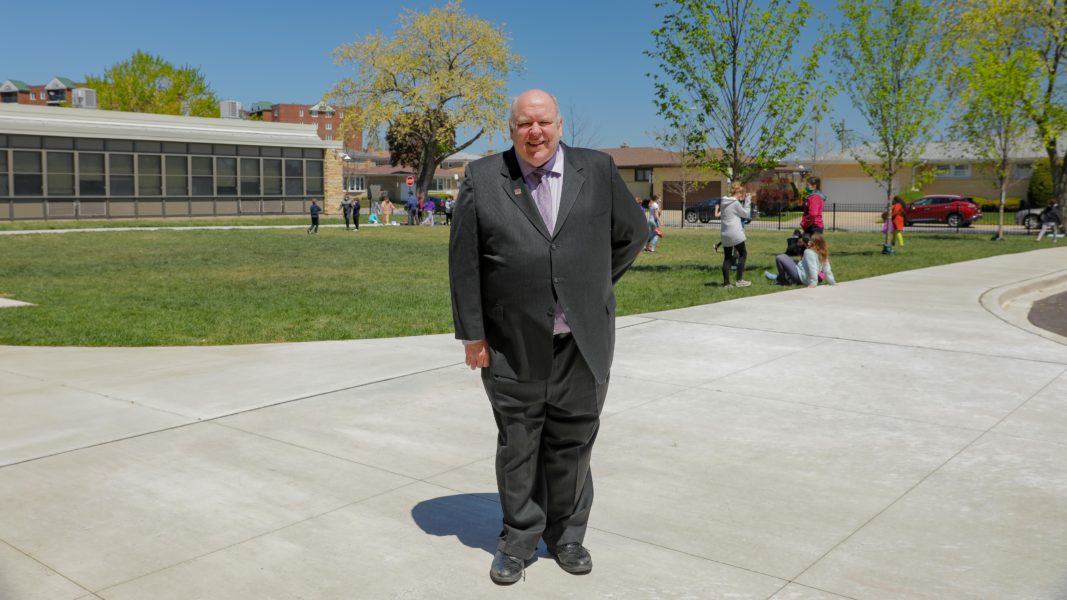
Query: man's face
510,91,563,167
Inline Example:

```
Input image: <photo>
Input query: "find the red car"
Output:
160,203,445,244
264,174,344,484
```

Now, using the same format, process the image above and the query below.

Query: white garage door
822,179,891,207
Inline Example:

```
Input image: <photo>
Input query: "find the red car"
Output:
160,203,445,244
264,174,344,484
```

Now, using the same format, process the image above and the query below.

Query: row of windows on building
341,175,458,193
272,110,343,119
0,90,67,103
933,163,1033,179
0,135,324,198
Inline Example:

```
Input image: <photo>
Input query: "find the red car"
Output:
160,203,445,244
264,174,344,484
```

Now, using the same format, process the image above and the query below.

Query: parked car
1015,207,1044,229
684,198,722,223
895,195,982,227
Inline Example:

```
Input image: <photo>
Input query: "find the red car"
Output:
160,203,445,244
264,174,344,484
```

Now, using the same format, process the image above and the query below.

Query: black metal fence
660,203,1049,236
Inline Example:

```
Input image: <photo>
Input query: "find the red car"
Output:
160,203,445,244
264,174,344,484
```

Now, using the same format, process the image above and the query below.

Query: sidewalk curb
980,269,1067,346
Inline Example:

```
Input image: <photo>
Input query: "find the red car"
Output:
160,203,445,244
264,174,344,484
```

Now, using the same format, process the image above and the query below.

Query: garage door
821,179,891,207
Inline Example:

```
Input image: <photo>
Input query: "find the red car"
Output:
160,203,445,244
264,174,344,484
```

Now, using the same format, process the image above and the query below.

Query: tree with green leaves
1017,0,1067,219
1029,158,1054,206
830,0,944,252
948,0,1041,240
385,108,456,173
648,0,826,184
83,50,218,117
328,1,522,198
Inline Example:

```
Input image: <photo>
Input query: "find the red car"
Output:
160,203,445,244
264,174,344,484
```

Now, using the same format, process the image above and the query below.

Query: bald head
509,89,564,167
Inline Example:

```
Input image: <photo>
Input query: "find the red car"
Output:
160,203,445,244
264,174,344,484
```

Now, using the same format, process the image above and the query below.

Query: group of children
715,179,836,289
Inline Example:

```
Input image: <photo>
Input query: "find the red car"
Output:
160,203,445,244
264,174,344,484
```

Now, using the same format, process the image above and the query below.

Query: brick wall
324,150,345,214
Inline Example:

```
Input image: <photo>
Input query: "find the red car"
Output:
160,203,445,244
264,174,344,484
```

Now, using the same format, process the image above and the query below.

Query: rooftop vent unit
72,88,97,109
219,100,242,119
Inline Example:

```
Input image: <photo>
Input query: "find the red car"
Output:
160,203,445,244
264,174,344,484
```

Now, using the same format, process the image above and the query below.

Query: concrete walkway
2,248,1066,600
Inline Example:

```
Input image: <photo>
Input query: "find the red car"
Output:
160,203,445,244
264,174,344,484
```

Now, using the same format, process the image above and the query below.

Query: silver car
1016,208,1044,229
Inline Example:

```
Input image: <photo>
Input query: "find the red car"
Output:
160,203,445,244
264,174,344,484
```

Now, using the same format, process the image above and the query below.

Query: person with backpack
800,176,826,235
1036,203,1062,242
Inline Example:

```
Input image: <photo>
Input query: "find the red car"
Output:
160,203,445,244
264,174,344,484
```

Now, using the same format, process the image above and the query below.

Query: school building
0,103,344,221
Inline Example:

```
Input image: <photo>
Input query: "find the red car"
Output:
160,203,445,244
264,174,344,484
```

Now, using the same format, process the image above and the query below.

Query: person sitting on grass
799,232,835,287
765,232,809,285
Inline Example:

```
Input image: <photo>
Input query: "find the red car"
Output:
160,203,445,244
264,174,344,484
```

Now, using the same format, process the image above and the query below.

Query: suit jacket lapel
552,144,585,239
500,149,552,241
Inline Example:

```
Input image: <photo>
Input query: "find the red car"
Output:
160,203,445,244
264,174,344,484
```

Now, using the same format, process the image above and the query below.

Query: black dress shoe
489,550,524,584
551,542,592,574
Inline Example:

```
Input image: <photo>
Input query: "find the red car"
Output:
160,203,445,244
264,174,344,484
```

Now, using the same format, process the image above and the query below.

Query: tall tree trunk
417,138,437,206
996,182,1006,240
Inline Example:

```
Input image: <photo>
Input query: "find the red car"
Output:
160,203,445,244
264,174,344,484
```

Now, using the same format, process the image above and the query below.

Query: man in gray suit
448,89,646,584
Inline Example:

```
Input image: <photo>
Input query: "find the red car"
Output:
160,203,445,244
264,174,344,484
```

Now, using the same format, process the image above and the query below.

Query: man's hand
464,340,490,370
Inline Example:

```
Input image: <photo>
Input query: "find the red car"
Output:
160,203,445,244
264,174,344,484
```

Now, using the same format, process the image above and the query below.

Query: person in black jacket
1037,204,1062,242
449,89,646,585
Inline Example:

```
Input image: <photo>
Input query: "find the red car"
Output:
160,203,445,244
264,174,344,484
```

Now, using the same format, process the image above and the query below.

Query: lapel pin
514,188,522,195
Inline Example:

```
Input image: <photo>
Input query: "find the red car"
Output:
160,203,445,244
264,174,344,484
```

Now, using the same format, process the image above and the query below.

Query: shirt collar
517,145,563,180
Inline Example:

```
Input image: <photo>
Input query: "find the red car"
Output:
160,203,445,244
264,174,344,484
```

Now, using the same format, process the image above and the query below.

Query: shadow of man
411,492,542,559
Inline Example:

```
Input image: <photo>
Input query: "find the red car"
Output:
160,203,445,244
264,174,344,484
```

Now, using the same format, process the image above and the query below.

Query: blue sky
4,0,853,156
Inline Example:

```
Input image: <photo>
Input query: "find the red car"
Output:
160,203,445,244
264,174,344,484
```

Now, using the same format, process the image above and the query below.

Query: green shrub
973,196,1023,211
1028,159,1053,207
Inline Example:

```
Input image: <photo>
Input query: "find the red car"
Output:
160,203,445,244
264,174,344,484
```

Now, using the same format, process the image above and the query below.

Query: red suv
902,195,982,227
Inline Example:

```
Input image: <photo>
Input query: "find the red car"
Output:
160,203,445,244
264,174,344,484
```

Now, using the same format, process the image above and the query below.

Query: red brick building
0,77,78,106
247,101,361,151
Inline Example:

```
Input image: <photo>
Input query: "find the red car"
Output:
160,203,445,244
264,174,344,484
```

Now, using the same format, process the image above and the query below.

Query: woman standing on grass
800,176,825,235
799,232,836,288
718,182,753,288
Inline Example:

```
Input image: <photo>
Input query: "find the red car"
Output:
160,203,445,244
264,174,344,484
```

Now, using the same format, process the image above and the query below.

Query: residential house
808,142,1045,207
1,77,78,106
342,151,475,206
598,145,726,209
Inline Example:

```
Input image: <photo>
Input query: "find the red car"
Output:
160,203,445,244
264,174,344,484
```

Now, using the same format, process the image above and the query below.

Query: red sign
406,176,414,186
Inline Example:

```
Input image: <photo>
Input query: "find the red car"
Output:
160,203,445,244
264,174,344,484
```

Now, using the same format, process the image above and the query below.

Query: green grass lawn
0,226,1041,346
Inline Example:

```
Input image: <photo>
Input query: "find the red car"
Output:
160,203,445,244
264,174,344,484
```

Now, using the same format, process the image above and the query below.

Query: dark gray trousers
775,254,802,285
480,333,608,559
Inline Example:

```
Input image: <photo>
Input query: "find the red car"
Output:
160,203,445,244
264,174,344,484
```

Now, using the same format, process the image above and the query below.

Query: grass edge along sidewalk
0,227,1044,347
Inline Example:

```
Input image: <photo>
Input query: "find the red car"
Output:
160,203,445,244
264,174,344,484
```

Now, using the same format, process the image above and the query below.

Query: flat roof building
0,104,344,220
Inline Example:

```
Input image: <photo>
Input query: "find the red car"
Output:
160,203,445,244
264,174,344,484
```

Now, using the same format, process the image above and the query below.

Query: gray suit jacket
448,145,647,384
